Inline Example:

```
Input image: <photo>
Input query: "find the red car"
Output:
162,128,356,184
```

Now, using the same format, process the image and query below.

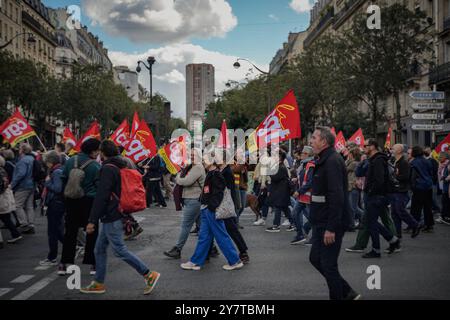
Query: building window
15,7,18,23
0,20,2,39
9,3,12,19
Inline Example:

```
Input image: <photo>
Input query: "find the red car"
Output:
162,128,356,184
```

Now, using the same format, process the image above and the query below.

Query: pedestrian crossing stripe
10,275,35,284
0,288,13,297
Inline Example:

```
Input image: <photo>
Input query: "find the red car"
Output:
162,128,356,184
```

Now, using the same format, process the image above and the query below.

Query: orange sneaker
144,271,160,295
80,281,106,294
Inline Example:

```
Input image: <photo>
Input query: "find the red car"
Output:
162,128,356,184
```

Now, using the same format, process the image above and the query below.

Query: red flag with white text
348,128,365,148
432,133,450,159
255,89,301,147
158,137,188,175
0,108,37,147
123,120,157,163
130,112,140,139
110,119,130,148
62,126,77,146
74,121,101,152
335,131,346,152
385,127,393,150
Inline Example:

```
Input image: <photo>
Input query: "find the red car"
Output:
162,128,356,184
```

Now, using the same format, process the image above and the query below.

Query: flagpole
34,135,47,152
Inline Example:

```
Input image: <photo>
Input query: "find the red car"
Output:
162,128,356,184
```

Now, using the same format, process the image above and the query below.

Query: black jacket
365,152,389,196
309,147,351,233
200,169,226,212
267,163,291,208
89,156,127,224
145,156,162,180
392,156,410,193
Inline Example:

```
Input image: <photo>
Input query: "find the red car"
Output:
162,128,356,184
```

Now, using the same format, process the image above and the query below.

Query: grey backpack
64,156,94,199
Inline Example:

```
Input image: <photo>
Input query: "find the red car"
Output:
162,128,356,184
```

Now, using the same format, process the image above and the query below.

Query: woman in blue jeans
164,149,205,259
181,154,243,271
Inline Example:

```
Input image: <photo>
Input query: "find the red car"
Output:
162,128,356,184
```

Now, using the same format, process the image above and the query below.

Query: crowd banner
73,121,101,153
348,128,365,148
255,89,301,148
130,111,140,139
110,119,130,148
0,108,37,147
123,119,157,164
158,137,188,175
335,131,346,152
432,133,450,159
385,127,393,150
62,126,77,146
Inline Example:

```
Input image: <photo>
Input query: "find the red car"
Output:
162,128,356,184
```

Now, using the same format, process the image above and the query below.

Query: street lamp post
136,56,156,108
233,58,271,113
0,32,36,50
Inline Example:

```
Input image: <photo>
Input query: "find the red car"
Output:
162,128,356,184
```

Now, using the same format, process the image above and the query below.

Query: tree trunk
371,97,378,138
394,91,402,144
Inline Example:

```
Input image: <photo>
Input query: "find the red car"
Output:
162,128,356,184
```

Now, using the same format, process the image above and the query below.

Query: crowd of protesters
1,125,450,299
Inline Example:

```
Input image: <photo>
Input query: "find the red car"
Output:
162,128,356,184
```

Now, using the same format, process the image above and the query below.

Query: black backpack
386,161,400,193
32,159,47,182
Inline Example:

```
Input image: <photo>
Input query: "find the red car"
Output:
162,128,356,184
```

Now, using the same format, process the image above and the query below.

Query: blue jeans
175,199,201,250
389,193,418,238
292,202,309,240
46,200,65,261
349,189,364,222
94,219,149,284
190,208,240,266
366,195,395,252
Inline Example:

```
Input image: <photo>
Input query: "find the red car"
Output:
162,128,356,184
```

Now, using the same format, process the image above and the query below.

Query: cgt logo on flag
256,89,301,147
0,109,36,147
124,120,157,164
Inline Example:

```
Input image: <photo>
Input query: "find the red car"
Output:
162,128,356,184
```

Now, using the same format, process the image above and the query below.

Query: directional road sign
411,103,445,110
409,91,445,100
412,113,444,120
411,124,444,131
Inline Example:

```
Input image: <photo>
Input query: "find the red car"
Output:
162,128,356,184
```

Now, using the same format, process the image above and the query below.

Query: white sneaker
281,220,291,227
435,217,444,224
180,261,201,271
40,259,58,266
223,261,244,271
253,218,265,226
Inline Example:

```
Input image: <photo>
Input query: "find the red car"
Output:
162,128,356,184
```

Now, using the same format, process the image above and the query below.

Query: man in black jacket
363,139,400,258
81,140,160,295
309,127,359,300
389,144,420,239
144,155,167,208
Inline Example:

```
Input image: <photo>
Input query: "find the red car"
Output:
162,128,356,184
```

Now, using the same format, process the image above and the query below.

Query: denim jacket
44,164,64,205
11,154,35,192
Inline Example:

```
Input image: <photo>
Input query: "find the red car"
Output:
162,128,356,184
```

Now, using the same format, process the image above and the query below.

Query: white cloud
268,14,279,21
109,44,268,120
289,0,313,13
82,0,238,44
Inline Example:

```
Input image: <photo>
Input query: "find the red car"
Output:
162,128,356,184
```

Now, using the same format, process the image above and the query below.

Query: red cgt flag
0,108,37,147
124,120,157,163
130,112,140,139
432,133,450,159
62,126,77,146
348,128,365,148
217,119,231,149
255,89,301,147
110,119,130,148
74,121,101,152
335,131,346,152
385,127,393,150
158,137,188,175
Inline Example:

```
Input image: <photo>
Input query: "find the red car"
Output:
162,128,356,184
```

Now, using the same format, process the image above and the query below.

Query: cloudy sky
43,0,314,120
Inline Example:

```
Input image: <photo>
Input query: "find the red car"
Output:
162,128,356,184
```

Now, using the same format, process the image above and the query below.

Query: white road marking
10,275,35,284
0,288,13,297
11,274,58,300
135,217,146,223
34,266,51,271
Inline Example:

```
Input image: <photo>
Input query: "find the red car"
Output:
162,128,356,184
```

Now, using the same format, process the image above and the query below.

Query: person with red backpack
81,140,159,295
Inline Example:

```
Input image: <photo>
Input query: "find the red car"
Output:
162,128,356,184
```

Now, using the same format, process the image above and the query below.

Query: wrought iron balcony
22,10,57,46
304,7,335,48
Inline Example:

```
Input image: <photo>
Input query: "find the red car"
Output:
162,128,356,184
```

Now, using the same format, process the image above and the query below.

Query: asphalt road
1,203,450,300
